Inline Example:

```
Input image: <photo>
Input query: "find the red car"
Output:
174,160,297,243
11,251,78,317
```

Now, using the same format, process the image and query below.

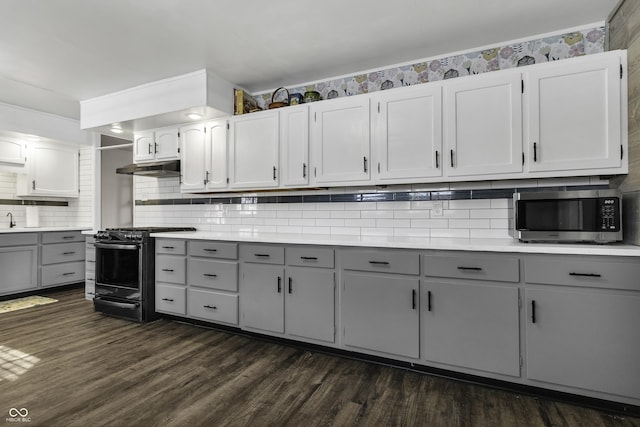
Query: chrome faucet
6,212,16,228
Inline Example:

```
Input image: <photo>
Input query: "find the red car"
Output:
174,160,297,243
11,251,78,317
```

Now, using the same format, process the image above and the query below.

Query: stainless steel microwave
513,189,622,243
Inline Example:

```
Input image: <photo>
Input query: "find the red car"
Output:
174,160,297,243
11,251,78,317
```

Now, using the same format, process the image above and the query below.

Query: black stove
93,226,195,322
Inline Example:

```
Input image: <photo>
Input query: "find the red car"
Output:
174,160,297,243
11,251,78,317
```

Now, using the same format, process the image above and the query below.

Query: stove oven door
94,242,143,321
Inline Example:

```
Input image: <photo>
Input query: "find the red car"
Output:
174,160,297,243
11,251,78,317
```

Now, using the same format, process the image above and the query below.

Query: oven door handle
94,242,139,250
95,298,140,310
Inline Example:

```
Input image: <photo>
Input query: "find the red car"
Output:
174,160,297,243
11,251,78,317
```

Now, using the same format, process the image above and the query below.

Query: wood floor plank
0,287,638,427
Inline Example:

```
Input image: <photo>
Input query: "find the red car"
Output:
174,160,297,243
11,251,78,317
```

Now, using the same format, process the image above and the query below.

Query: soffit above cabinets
80,69,234,139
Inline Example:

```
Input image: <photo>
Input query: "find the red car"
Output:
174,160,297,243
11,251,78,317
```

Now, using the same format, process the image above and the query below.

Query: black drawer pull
204,305,217,310
162,298,174,302
300,256,318,260
204,273,218,278
88,260,96,263
412,289,416,310
162,268,174,272
569,272,602,278
457,266,482,271
63,251,76,255
531,300,536,323
162,246,175,249
204,248,218,252
369,261,389,265
427,291,432,312
62,272,75,276
62,236,75,240
255,253,270,257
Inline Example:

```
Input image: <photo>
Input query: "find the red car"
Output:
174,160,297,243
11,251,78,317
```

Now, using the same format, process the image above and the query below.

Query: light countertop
150,231,640,257
0,226,91,234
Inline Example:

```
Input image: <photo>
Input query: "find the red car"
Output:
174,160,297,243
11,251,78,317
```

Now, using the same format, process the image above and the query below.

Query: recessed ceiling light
186,112,202,120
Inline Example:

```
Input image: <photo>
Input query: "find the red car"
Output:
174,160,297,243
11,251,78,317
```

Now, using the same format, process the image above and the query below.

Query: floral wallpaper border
254,26,606,108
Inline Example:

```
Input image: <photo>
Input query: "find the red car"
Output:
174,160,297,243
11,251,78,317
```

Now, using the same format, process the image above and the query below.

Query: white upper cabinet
444,71,523,178
179,123,207,192
310,96,371,185
229,110,279,189
372,84,443,183
280,105,309,187
133,127,180,163
0,138,26,165
205,119,229,190
17,141,79,198
524,52,625,175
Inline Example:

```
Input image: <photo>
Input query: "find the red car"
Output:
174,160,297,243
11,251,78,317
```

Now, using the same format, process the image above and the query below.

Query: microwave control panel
598,198,620,231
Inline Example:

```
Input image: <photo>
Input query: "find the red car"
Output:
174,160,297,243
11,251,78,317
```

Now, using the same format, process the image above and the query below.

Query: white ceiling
0,0,619,121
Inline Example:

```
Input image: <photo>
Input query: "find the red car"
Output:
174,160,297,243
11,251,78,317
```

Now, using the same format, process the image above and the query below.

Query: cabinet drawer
188,258,238,291
0,233,38,246
422,253,519,283
341,249,419,275
41,261,85,287
156,283,186,315
286,246,334,268
189,241,238,259
187,289,238,325
42,231,84,244
240,244,284,264
524,257,640,291
42,242,86,265
156,255,186,284
156,239,186,255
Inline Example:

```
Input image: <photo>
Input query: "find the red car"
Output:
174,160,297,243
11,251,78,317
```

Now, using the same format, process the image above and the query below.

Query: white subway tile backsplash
449,199,492,210
361,210,394,219
470,229,511,239
431,228,470,238
393,210,430,219
377,201,410,210
376,219,410,228
470,209,510,219
411,219,449,229
361,227,394,236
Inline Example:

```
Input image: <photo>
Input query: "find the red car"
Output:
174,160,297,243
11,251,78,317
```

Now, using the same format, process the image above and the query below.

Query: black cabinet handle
288,277,292,294
162,268,174,272
204,305,217,310
162,246,175,249
303,163,307,178
254,253,270,257
531,300,536,323
148,144,153,155
412,289,416,310
273,166,277,180
569,272,602,278
203,248,218,252
363,156,368,173
300,256,318,261
62,236,75,240
62,272,75,276
63,251,76,255
435,150,439,168
162,298,174,302
427,291,432,312
368,261,389,265
533,142,537,162
277,276,282,293
457,266,482,271
204,273,217,278
450,149,454,167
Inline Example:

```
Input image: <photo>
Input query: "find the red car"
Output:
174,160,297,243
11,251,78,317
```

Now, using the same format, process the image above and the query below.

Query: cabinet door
0,246,38,295
422,281,520,377
0,138,25,165
285,267,335,343
444,72,523,178
180,124,207,192
525,54,623,173
205,119,229,190
280,105,309,187
342,271,419,358
155,127,180,161
229,111,279,189
240,263,284,333
311,96,370,184
30,143,79,197
133,131,155,162
373,85,443,183
526,287,640,399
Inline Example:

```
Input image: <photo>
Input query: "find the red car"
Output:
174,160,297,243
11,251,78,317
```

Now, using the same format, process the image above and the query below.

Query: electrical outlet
432,202,443,217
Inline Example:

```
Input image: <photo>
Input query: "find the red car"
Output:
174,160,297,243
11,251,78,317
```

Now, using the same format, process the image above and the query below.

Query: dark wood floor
0,287,638,427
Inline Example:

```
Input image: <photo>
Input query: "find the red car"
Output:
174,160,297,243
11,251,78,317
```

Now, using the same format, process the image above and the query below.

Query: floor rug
0,296,58,314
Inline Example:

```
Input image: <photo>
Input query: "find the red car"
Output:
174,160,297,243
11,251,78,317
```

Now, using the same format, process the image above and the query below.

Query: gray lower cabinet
40,231,85,288
342,271,419,359
0,239,38,295
240,263,285,333
525,287,640,399
156,283,187,315
187,288,238,324
421,281,520,376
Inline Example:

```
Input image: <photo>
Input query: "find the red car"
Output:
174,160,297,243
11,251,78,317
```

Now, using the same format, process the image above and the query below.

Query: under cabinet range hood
116,160,180,178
